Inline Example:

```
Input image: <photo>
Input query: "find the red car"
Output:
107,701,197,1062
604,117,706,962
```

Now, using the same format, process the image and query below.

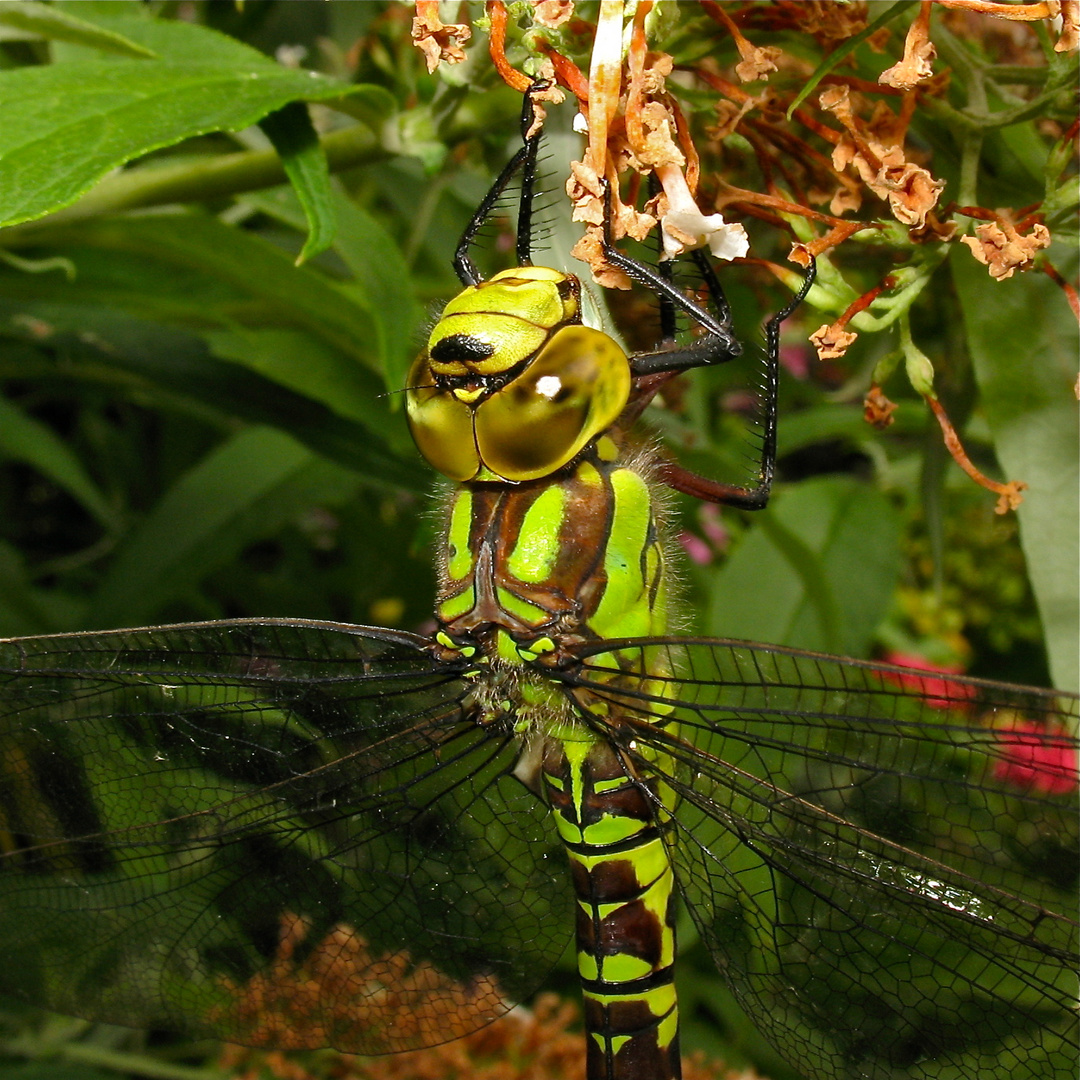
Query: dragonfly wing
0,619,571,1053
571,638,1079,1080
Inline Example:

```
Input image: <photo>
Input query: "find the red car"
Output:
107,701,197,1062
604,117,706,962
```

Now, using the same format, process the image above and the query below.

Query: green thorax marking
435,444,668,662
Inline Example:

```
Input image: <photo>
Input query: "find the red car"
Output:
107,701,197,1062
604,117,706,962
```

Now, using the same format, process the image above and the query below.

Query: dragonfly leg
598,178,816,508
453,79,550,285
660,256,816,508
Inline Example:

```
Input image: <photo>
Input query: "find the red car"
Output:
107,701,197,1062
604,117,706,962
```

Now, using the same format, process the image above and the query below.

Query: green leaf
0,0,157,57
240,187,422,392
329,193,422,392
0,394,118,529
88,427,360,628
48,212,385,380
0,14,364,227
328,82,399,132
0,298,427,492
259,102,335,264
0,1063,114,1080
202,328,378,426
0,540,74,636
703,477,902,657
952,249,1080,693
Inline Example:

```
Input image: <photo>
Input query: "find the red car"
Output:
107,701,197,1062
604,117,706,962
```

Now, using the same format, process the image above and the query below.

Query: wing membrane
571,638,1079,1080
0,619,572,1053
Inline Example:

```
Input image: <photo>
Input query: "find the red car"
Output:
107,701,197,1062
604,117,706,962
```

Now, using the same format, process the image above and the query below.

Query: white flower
656,164,749,262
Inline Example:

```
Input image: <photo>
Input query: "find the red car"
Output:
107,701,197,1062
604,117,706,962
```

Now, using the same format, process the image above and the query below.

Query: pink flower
881,651,976,711
994,722,1079,796
678,532,713,566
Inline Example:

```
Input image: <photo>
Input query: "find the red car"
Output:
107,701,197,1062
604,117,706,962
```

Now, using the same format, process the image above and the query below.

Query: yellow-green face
406,266,632,483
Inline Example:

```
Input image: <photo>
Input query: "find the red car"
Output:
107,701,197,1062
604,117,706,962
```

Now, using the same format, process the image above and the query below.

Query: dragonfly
0,82,1076,1080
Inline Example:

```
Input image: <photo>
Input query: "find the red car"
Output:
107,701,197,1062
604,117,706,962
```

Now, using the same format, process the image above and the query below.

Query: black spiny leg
453,80,549,285
598,184,743,373
662,257,815,509
599,179,816,509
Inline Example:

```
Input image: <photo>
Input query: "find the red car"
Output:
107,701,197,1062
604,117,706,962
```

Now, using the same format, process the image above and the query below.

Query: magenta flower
994,721,1079,796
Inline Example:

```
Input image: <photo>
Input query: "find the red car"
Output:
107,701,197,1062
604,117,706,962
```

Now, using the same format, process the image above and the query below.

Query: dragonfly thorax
406,266,632,483
434,445,671,674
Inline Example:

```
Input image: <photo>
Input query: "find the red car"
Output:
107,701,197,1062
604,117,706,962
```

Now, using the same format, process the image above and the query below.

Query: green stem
1,123,388,244
849,246,949,333
957,128,984,208
897,309,936,397
925,22,1077,134
28,1043,229,1080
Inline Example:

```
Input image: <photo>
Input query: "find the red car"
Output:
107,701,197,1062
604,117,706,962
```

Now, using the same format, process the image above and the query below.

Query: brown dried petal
735,44,782,83
879,15,936,89
533,0,574,29
819,84,854,124
620,201,658,243
411,12,470,74
960,221,1051,280
831,135,858,174
810,323,858,360
641,51,674,95
864,386,898,429
829,184,863,216
566,160,604,226
909,214,958,243
789,243,814,269
878,160,944,226
1057,0,1079,50
633,100,685,169
710,98,747,140
642,191,667,221
866,27,893,53
572,230,633,290
866,99,907,149
793,1,871,45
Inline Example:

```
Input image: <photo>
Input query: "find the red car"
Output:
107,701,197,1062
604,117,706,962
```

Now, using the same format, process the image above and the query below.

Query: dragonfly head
406,266,632,484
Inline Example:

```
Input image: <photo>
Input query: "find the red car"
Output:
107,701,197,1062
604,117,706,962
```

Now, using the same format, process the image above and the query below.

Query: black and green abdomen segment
542,733,681,1080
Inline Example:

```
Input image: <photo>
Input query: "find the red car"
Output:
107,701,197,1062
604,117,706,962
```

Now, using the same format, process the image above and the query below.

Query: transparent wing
0,619,571,1053
571,638,1079,1080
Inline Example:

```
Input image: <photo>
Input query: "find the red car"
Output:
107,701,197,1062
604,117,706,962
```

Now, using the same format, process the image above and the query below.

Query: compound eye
405,353,480,482
476,325,631,482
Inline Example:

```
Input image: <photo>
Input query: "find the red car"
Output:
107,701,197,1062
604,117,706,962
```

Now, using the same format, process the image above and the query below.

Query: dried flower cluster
961,218,1053,280
211,912,505,1053
411,0,470,73
215,915,744,1080
410,0,1077,513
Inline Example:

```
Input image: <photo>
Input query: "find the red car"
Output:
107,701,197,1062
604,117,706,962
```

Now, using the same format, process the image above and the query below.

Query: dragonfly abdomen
542,734,681,1080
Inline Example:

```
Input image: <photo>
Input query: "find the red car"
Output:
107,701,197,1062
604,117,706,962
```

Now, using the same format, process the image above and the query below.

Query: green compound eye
406,271,630,483
405,353,480,483
475,324,631,481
